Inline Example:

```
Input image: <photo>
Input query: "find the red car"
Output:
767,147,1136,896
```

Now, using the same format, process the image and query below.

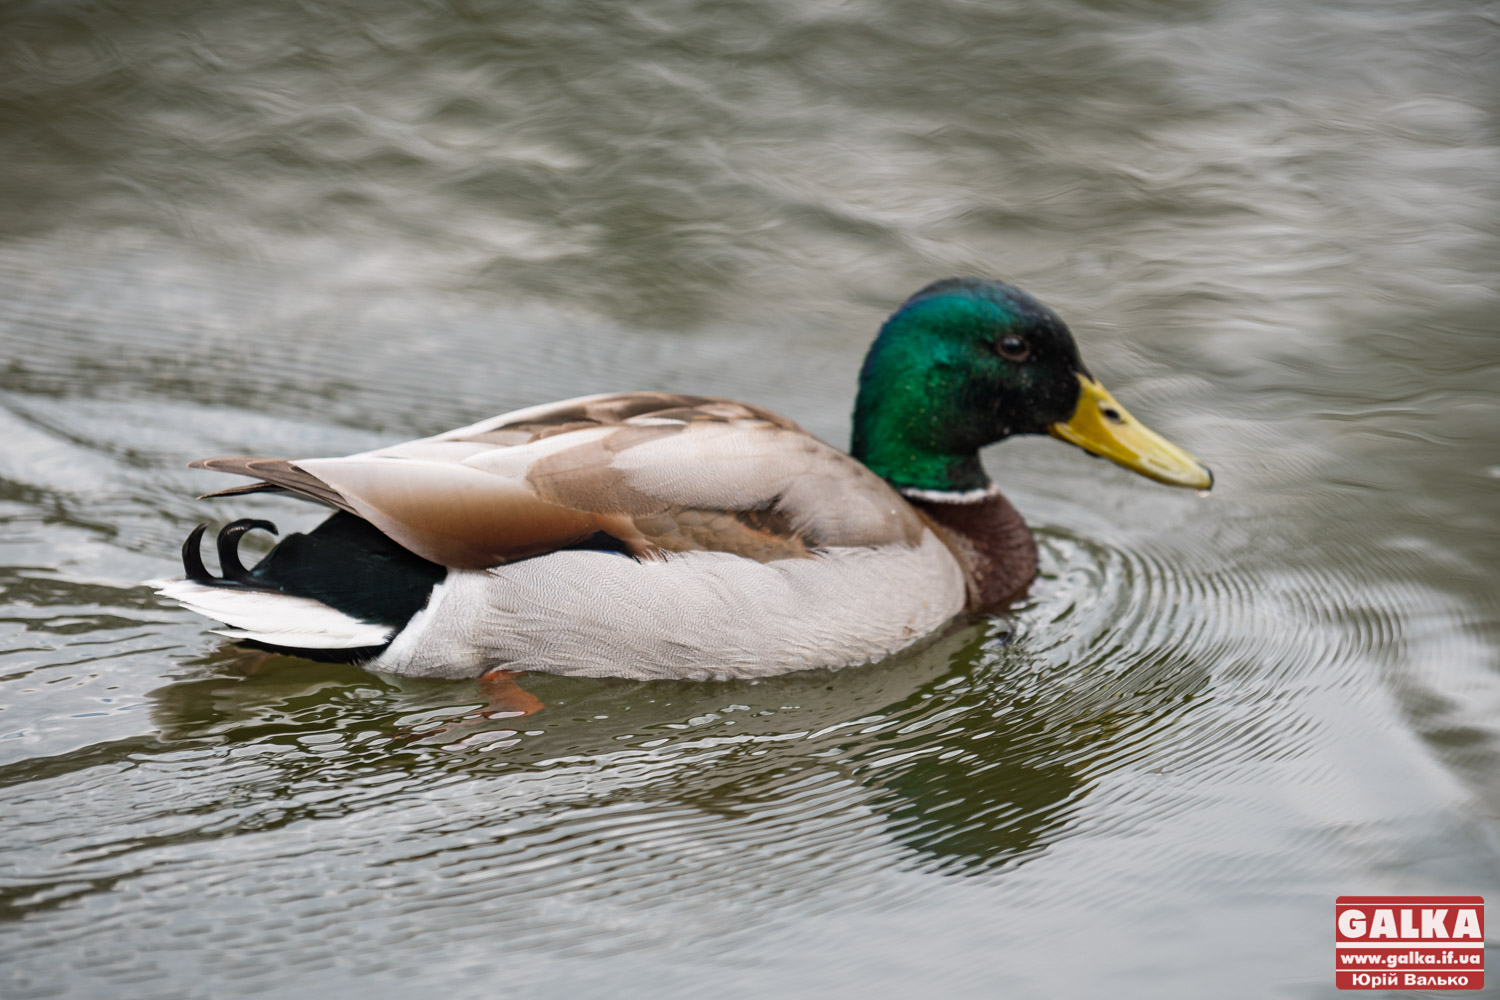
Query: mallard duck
154,278,1211,680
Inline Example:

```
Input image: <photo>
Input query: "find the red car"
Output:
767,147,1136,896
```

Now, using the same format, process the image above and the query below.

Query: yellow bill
1049,375,1213,490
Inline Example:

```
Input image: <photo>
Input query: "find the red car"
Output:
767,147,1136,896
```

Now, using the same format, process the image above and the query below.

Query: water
1,0,1497,996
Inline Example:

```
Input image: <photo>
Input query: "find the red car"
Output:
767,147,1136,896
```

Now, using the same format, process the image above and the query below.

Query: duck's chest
905,491,1038,611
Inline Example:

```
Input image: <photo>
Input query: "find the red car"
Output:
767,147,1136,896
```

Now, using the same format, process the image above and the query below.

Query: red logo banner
1336,896,1484,990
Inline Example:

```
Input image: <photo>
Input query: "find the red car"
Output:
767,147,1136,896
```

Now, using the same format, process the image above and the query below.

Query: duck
153,277,1212,680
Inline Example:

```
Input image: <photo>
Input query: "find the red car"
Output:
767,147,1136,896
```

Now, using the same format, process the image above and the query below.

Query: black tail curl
179,511,447,643
182,519,281,590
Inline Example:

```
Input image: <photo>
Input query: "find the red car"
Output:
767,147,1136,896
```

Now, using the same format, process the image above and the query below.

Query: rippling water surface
1,0,1497,996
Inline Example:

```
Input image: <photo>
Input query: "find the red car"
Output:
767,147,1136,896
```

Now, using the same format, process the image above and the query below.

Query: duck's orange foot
475,668,545,719
390,669,545,748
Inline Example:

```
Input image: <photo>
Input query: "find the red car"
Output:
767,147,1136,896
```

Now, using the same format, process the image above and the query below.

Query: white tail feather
152,579,394,649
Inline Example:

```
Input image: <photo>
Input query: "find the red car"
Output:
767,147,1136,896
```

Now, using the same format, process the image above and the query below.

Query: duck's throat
903,487,1038,610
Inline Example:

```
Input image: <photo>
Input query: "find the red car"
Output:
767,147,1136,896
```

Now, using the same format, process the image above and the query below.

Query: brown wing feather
197,481,288,500
627,507,813,560
189,457,358,514
436,393,809,445
520,415,924,552
292,456,604,568
186,393,921,570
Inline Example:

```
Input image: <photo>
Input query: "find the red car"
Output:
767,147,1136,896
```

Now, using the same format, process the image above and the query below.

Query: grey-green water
2,1,1498,997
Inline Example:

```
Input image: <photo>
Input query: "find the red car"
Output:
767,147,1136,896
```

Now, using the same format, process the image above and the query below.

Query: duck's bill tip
1048,375,1214,491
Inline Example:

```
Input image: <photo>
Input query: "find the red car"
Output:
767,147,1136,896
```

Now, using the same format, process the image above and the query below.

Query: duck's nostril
1101,406,1124,424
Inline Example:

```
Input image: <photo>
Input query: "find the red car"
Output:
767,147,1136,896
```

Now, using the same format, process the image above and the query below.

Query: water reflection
2,529,1228,936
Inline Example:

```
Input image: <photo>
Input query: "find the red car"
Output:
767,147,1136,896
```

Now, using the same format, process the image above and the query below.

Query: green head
851,278,1212,495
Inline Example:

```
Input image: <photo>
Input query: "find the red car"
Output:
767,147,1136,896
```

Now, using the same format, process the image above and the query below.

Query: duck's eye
997,335,1031,362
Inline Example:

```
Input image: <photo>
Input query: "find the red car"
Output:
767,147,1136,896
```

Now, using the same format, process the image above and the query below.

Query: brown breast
905,490,1038,611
